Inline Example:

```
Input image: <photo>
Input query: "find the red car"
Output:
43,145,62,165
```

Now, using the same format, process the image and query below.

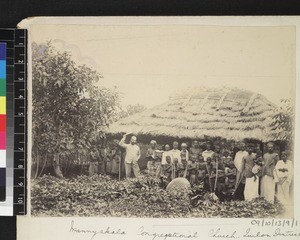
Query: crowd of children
89,137,293,205
146,140,238,195
145,140,293,205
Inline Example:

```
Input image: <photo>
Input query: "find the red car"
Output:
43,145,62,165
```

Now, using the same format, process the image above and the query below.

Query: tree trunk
34,150,39,179
53,153,64,178
38,152,48,178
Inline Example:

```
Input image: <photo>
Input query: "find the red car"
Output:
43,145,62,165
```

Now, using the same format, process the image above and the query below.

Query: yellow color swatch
0,97,6,114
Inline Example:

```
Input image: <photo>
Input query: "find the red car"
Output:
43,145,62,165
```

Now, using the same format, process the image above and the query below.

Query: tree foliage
271,99,294,143
32,41,120,176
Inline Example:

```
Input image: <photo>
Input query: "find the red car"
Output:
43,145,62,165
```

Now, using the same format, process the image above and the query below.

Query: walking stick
214,158,219,192
205,163,213,192
172,163,176,180
183,163,188,178
118,149,124,181
233,171,244,195
118,155,121,181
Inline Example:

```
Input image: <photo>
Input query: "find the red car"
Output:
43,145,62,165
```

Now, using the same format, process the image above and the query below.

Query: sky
30,24,296,108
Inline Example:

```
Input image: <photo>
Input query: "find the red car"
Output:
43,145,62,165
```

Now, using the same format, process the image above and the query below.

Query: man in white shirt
202,142,215,162
234,142,248,200
169,141,181,164
161,144,171,165
119,133,141,178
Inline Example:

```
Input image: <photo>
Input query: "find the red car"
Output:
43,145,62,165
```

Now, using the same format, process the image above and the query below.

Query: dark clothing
234,183,245,200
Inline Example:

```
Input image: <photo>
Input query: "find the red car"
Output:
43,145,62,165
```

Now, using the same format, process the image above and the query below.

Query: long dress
274,160,293,205
261,152,279,203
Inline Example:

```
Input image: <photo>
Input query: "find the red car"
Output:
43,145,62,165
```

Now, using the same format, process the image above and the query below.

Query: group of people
117,133,293,205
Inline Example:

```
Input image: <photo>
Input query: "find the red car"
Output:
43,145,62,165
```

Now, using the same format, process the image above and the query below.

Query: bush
31,175,284,217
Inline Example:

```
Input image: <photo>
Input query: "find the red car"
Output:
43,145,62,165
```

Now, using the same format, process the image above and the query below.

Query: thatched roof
108,87,280,142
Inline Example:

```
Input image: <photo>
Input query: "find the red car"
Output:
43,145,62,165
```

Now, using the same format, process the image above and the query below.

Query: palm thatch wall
108,87,280,142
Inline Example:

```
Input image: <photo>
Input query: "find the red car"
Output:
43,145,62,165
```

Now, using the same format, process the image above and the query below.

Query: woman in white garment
261,142,279,203
274,151,293,205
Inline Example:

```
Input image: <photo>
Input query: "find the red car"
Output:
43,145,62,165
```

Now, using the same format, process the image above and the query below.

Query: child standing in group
197,162,207,184
213,145,225,192
163,155,173,182
204,157,216,192
161,144,171,164
178,143,189,177
222,150,233,186
180,143,189,164
146,140,159,177
172,157,179,179
170,141,182,164
190,140,201,162
178,160,188,178
187,156,198,185
252,150,263,182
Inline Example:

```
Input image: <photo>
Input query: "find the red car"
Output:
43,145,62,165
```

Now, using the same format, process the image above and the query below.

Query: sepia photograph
28,23,295,218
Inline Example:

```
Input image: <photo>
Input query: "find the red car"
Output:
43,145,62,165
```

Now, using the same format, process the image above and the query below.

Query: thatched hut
107,87,284,171
108,87,279,143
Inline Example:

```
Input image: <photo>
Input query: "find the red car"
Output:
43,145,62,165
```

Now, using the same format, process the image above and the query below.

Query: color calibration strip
0,29,13,216
0,28,27,216
13,29,27,215
0,42,6,202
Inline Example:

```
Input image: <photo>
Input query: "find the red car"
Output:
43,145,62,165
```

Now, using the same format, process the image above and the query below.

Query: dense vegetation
32,42,120,178
32,175,284,218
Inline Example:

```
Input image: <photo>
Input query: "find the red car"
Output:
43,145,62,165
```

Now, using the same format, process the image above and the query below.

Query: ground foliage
31,175,284,218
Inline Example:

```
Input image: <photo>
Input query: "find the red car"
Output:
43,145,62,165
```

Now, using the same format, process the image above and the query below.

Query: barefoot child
252,150,263,182
146,140,158,177
205,157,216,192
187,157,198,185
178,143,189,177
163,156,173,182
